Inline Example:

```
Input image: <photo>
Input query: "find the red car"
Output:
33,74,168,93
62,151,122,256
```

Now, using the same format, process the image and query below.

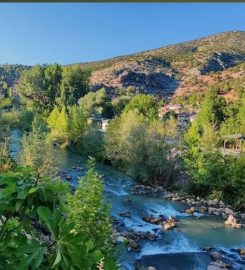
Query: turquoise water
9,131,245,270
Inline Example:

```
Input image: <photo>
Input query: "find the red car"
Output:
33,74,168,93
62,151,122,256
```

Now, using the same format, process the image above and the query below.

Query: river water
9,130,245,270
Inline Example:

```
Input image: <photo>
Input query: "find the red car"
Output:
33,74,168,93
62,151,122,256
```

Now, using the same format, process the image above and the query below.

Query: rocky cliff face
80,31,245,100
200,52,245,75
89,59,180,97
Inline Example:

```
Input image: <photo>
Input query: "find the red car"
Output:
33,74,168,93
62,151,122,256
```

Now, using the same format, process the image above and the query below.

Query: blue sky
0,3,244,65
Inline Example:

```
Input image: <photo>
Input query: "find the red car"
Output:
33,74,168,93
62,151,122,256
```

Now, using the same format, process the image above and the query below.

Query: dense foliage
105,109,179,183
184,88,245,208
17,64,90,108
0,138,115,269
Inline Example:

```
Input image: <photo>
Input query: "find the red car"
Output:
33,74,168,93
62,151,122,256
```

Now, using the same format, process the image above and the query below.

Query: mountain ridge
78,30,245,101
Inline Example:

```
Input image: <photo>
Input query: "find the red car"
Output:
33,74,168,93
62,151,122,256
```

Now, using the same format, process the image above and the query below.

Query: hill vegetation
0,31,245,269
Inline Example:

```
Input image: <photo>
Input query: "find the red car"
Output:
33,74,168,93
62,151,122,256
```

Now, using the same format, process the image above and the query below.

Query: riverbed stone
225,207,235,216
117,236,127,243
147,267,157,270
239,213,245,220
207,265,222,270
186,207,195,215
238,248,245,255
219,200,226,208
128,239,139,249
162,216,176,230
142,216,163,225
208,199,219,207
66,175,72,180
224,215,241,228
210,251,221,260
119,211,131,218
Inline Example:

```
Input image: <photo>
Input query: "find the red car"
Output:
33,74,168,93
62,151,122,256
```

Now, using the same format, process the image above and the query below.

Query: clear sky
0,3,244,65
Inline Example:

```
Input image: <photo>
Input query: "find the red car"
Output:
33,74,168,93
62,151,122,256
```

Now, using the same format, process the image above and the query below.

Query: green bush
0,164,116,269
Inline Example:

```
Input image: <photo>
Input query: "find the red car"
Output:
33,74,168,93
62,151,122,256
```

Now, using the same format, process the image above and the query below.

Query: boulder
207,266,222,270
221,213,227,219
162,215,176,230
219,200,226,208
208,199,219,207
238,248,245,255
224,215,242,228
148,267,157,270
142,216,163,225
123,198,132,205
210,251,221,260
208,207,218,215
186,207,195,215
116,236,127,243
199,207,208,213
225,208,235,216
239,213,245,220
66,175,72,180
128,239,139,250
207,262,223,270
119,211,131,218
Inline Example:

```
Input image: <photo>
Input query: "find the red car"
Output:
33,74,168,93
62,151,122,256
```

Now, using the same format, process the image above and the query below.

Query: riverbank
116,183,245,270
9,130,245,270
130,184,245,223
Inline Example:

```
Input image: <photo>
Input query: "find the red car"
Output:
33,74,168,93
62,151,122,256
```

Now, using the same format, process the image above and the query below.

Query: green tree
47,106,68,143
78,88,107,117
20,129,57,178
196,87,226,129
106,110,177,183
44,64,62,107
17,65,47,107
68,106,88,143
123,94,159,119
60,65,90,106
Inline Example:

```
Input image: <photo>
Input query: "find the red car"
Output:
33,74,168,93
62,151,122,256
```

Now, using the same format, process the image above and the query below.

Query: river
9,130,245,270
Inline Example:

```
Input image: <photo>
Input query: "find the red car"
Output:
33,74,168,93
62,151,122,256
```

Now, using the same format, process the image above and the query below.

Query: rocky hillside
80,31,245,100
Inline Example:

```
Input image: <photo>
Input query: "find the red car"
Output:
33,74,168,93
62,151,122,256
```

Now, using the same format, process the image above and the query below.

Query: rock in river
224,215,241,229
162,215,176,230
128,239,139,250
119,211,131,218
186,207,195,215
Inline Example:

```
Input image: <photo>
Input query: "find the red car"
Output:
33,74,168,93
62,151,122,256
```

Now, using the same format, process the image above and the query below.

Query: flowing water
9,130,245,270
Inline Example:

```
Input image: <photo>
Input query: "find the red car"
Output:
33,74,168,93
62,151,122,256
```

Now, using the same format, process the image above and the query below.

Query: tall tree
60,65,90,106
17,65,47,107
44,64,62,107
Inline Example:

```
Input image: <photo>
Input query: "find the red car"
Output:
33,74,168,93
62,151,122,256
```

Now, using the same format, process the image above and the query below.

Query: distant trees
78,88,107,117
123,94,159,119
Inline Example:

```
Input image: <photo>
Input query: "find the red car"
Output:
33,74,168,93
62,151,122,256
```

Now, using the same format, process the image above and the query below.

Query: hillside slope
80,31,245,100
